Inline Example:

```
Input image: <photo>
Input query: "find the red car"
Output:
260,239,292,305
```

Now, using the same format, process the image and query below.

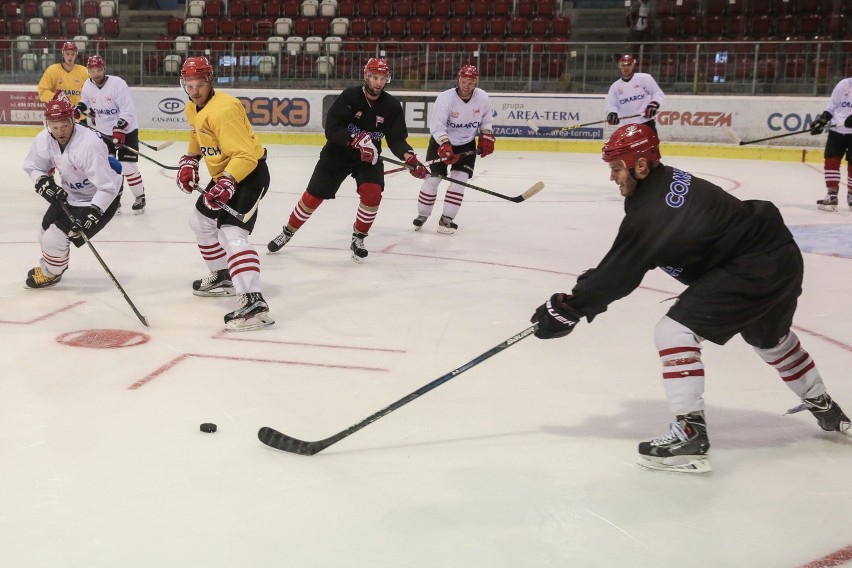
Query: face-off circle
56,329,151,349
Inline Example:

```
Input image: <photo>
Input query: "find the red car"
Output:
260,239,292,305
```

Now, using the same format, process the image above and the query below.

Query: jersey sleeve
479,91,494,132
606,83,619,114
324,91,357,147
83,144,121,211
111,79,137,129
646,75,665,105
23,134,53,183
384,100,414,159
217,115,260,181
429,91,452,143
37,66,60,102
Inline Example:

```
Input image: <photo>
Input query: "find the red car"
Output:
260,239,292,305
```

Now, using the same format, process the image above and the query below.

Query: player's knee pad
41,224,71,255
419,176,441,194
358,182,382,207
825,156,842,170
301,191,324,210
654,315,702,353
120,161,140,176
189,207,218,238
448,169,470,188
220,224,251,253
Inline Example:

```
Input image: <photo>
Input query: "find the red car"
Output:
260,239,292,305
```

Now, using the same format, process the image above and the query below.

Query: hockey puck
200,423,217,433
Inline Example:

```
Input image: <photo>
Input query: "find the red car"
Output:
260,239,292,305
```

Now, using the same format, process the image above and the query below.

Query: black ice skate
224,292,274,331
350,231,368,263
412,215,428,231
637,411,712,473
267,227,294,253
787,393,851,433
437,214,458,235
132,195,146,215
816,193,838,212
192,268,235,297
25,266,62,289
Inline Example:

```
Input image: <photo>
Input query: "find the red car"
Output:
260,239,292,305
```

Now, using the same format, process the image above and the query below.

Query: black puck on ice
200,423,217,433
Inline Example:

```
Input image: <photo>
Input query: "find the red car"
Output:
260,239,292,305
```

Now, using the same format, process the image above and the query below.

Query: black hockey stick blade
258,324,538,455
139,139,174,151
382,156,543,203
737,126,833,146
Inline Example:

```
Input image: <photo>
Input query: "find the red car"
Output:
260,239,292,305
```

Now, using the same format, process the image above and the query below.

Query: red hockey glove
204,174,236,210
405,154,429,179
176,154,199,194
437,142,459,165
112,118,128,145
530,293,583,339
351,131,378,165
644,101,660,119
477,132,495,158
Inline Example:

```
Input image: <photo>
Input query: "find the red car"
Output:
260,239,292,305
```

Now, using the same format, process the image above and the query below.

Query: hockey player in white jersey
79,55,147,214
413,64,495,234
23,99,122,288
605,54,665,134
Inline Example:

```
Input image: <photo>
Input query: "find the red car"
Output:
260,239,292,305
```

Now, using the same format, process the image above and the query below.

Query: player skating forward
412,64,495,234
79,55,147,215
23,99,122,288
809,77,852,211
605,54,664,134
267,57,428,262
176,56,274,331
530,124,850,473
37,41,88,109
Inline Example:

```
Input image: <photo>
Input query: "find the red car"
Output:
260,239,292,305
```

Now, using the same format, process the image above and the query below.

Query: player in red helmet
530,123,850,473
267,57,427,262
605,53,664,133
22,98,122,288
37,40,88,110
175,55,274,331
412,64,495,234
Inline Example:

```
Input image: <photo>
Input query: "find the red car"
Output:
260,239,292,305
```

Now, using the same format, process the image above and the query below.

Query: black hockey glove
530,293,583,340
34,175,66,204
810,110,831,135
607,112,620,126
644,101,660,119
71,205,104,231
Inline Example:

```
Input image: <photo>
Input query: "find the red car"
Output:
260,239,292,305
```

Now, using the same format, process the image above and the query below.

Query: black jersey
321,86,413,163
571,164,795,322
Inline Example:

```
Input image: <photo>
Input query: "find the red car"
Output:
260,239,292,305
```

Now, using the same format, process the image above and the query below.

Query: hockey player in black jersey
530,124,850,473
267,57,428,263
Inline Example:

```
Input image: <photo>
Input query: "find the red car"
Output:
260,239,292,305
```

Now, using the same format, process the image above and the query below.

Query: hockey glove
35,175,66,204
405,154,429,179
112,118,128,146
71,204,104,231
176,154,200,194
530,293,583,340
74,102,87,122
607,112,620,126
204,174,236,210
810,111,831,135
644,101,660,119
437,142,460,165
351,131,378,165
477,132,496,158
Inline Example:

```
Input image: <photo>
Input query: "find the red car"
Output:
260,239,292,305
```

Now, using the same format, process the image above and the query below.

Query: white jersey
825,77,852,135
80,75,139,136
430,87,494,146
24,124,122,212
606,73,665,126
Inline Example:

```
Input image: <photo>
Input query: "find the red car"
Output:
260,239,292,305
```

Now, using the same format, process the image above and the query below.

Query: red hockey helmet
180,56,214,83
363,57,390,78
619,54,636,66
44,99,76,122
458,64,479,79
86,55,105,69
602,124,661,168
61,41,78,53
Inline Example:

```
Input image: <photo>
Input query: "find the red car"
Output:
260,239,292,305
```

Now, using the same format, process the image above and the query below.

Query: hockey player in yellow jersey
175,55,274,331
37,42,88,107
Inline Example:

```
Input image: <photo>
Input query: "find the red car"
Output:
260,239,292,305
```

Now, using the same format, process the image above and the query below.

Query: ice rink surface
1,136,851,568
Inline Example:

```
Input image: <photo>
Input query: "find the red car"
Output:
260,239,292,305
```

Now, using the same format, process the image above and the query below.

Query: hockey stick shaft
382,156,543,203
737,126,833,145
80,123,180,170
58,201,149,327
532,114,642,134
384,149,479,175
192,184,260,223
257,324,538,455
139,139,174,151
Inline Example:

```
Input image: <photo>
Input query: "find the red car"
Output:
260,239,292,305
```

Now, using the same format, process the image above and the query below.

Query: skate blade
132,208,145,215
436,226,456,235
351,253,366,264
637,454,712,474
816,204,838,212
225,312,275,332
193,287,236,298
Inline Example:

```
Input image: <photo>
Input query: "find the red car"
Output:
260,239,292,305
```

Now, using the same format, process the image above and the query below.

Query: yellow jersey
185,90,264,182
38,63,89,105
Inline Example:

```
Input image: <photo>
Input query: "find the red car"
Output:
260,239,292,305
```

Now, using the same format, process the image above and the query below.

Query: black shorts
823,129,852,161
425,137,476,177
306,155,384,200
41,195,122,248
195,158,270,233
667,241,803,348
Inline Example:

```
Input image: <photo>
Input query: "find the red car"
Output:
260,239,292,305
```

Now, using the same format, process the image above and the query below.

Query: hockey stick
382,156,544,203
139,139,174,151
383,149,480,175
735,126,834,146
528,114,642,135
117,143,180,170
58,200,149,327
192,184,261,223
258,324,538,455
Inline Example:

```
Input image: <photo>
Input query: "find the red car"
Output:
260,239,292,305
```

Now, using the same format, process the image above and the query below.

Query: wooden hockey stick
139,139,174,151
528,114,642,135
384,149,479,175
58,200,149,327
382,156,543,203
258,324,538,455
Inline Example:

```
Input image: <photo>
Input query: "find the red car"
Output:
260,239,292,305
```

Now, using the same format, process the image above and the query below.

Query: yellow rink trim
1,126,823,164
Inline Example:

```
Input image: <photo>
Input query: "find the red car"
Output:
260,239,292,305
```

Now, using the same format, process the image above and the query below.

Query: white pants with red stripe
189,209,261,295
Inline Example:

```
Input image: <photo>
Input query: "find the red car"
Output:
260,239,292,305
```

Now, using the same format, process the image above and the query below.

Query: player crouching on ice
530,124,850,474
23,98,122,288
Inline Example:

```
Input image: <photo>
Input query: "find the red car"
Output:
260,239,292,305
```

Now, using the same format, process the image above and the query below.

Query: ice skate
637,411,712,473
437,214,458,235
267,227,294,253
816,193,838,212
24,266,62,289
114,204,122,216
131,195,146,215
350,231,368,263
786,393,851,433
224,292,274,331
192,268,235,297
412,215,428,231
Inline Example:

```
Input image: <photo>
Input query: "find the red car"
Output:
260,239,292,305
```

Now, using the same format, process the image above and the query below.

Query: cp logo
158,98,185,115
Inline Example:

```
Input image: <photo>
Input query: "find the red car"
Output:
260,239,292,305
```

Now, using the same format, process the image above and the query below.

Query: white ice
1,138,851,568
